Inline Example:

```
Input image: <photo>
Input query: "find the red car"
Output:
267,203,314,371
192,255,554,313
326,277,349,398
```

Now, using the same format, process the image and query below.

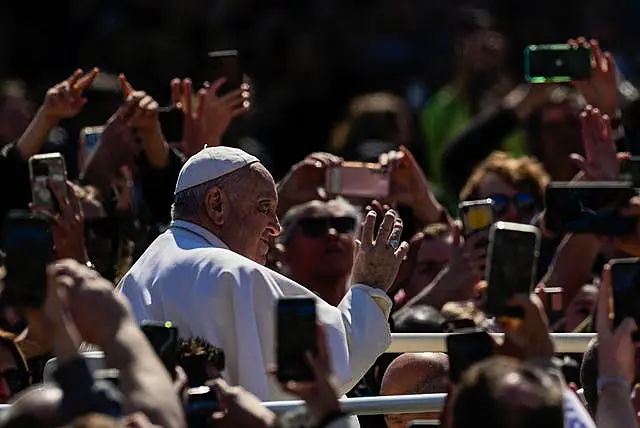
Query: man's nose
268,216,282,237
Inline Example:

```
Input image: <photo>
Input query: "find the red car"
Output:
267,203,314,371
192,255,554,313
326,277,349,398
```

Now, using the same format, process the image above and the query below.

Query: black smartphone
29,153,68,214
207,50,242,96
2,211,54,308
545,182,637,236
485,221,541,318
276,298,317,382
446,328,494,383
524,44,592,83
609,258,640,342
186,385,219,427
157,106,184,143
141,321,179,378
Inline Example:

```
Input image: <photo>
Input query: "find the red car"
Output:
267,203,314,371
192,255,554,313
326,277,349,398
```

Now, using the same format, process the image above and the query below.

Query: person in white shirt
117,146,409,402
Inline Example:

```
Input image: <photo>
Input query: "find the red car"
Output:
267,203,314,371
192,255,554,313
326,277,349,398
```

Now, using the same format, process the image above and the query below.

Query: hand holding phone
276,298,317,382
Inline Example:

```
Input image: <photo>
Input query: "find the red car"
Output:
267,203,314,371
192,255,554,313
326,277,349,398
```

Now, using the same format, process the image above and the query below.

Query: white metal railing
263,393,446,415
387,333,596,354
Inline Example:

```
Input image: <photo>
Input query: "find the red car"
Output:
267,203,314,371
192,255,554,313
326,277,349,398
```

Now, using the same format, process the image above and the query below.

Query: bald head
381,352,449,428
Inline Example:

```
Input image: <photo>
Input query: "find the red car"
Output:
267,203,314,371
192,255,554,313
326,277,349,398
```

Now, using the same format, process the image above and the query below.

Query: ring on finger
388,239,399,251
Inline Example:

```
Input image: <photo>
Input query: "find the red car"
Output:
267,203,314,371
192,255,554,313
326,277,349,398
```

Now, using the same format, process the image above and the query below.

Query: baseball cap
174,146,259,194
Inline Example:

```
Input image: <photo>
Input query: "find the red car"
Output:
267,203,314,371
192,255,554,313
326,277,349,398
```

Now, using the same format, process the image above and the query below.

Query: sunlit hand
119,74,162,138
42,68,99,120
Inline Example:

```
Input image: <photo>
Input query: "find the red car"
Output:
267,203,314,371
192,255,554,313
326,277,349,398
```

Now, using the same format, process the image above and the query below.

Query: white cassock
117,220,392,401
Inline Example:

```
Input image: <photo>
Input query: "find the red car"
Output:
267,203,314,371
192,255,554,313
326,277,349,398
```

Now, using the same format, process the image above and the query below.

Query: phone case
524,44,592,83
459,199,494,235
325,162,391,199
29,153,68,212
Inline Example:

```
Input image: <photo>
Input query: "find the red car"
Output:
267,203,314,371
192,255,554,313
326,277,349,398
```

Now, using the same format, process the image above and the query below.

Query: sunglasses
489,192,536,217
297,216,357,239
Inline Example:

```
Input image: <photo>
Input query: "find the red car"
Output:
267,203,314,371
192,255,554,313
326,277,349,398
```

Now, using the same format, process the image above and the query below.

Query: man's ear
205,187,225,226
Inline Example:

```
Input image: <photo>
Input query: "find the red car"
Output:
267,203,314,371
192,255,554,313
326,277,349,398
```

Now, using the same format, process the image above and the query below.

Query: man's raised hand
42,68,99,120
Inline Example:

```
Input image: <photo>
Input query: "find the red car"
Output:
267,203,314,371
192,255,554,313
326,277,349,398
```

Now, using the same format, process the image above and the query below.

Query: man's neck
292,272,349,307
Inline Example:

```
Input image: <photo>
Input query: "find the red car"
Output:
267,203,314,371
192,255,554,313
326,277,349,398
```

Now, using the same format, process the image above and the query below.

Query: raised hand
171,77,249,157
42,68,99,120
351,209,410,291
569,105,626,181
570,38,619,117
47,181,88,264
119,74,161,138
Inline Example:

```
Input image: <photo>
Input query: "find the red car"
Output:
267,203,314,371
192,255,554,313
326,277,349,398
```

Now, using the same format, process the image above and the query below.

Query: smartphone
609,258,640,342
208,50,243,96
544,182,637,235
446,328,494,383
157,106,184,143
276,298,317,382
459,199,494,236
484,222,541,318
1,210,54,308
140,321,179,378
325,162,391,200
29,153,68,213
186,385,219,426
544,286,564,326
80,126,104,155
524,44,592,83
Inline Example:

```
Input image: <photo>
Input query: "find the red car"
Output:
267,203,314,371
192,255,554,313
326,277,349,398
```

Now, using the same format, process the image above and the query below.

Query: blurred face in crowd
533,102,583,181
215,163,281,265
0,91,32,146
405,233,454,299
475,172,538,224
282,200,357,287
563,284,598,332
458,30,505,75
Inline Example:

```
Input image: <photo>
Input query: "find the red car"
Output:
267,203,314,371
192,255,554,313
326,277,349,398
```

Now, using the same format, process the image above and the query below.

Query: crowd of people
0,3,640,428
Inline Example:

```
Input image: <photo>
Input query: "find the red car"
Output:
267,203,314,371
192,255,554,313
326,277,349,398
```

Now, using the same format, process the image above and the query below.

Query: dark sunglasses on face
297,216,357,238
489,192,536,217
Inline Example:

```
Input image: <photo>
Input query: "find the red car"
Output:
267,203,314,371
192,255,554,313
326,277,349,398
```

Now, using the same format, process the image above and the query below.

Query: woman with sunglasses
459,151,549,224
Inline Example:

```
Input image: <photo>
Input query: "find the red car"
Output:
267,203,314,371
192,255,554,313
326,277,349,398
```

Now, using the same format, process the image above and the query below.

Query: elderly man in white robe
117,146,409,403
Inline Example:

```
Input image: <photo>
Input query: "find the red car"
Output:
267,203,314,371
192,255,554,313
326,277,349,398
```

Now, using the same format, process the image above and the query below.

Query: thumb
569,153,586,170
118,74,134,97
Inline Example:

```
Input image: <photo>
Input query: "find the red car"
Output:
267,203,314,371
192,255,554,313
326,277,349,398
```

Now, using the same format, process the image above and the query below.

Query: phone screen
276,298,317,382
325,164,391,200
82,127,104,155
186,386,219,426
460,200,494,236
610,258,640,342
545,183,637,235
446,329,494,383
2,211,53,308
525,44,592,83
485,223,540,317
141,321,179,377
29,154,68,214
157,106,184,143
208,50,242,96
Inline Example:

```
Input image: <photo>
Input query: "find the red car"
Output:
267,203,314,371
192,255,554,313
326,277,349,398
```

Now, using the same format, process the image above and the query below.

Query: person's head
0,80,33,146
452,8,505,76
460,151,549,224
395,223,454,300
564,284,598,332
171,147,281,264
177,337,225,387
278,199,359,299
580,338,599,415
0,330,30,403
392,305,446,333
380,352,449,427
451,356,564,428
526,87,585,181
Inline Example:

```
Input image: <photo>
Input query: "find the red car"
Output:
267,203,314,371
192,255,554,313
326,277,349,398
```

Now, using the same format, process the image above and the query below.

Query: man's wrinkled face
406,234,454,299
221,164,281,265
284,201,357,280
